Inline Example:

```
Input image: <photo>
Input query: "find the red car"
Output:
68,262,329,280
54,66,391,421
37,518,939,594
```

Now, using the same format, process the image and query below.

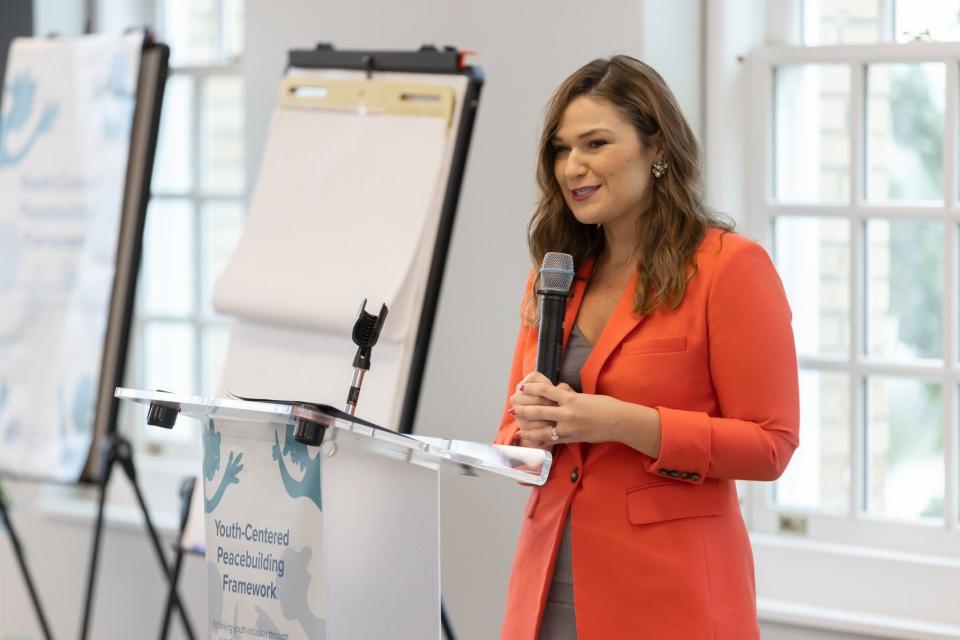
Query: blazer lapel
558,259,593,469
562,259,594,349
580,270,645,396
577,269,646,466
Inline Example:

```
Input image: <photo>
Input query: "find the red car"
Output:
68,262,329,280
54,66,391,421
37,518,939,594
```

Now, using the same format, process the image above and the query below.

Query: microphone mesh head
540,252,575,293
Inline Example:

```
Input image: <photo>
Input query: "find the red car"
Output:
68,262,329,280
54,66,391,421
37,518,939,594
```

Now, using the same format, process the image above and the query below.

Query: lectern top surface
115,388,551,485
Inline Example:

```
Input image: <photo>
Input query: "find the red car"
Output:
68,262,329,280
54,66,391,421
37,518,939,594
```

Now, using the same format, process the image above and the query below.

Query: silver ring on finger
550,426,560,442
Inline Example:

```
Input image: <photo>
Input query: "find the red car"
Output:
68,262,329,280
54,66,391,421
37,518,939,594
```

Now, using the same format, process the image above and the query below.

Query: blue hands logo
272,424,321,510
206,562,242,639
96,52,135,138
0,380,22,446
0,71,59,167
276,545,325,637
203,419,244,514
57,376,95,472
252,545,326,637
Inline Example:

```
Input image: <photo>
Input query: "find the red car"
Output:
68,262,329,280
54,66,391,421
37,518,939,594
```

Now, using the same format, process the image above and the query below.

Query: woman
494,56,799,640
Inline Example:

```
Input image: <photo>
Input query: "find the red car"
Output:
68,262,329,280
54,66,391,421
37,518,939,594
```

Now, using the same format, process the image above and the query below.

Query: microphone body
535,290,567,384
534,252,575,385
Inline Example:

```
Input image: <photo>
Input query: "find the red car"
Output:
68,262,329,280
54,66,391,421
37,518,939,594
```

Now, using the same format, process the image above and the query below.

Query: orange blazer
495,228,799,640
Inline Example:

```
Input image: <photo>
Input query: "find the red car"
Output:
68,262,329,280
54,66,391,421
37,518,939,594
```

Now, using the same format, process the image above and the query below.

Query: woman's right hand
509,371,572,450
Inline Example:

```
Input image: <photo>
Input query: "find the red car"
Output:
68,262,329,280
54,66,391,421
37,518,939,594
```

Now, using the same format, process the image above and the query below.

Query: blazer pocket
626,479,726,525
620,335,686,357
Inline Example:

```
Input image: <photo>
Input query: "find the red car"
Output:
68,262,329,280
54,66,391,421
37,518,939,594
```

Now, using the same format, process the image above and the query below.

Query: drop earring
651,158,668,179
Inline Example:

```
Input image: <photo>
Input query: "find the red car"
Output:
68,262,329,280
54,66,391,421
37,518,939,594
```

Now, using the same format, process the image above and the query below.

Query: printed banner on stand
0,33,143,480
201,417,325,640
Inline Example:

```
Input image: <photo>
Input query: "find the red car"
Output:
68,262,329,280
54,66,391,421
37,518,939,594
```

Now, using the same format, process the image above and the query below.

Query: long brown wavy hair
526,55,732,324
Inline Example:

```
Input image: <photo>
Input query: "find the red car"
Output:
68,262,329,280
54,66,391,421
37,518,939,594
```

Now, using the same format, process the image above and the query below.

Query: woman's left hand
515,382,660,452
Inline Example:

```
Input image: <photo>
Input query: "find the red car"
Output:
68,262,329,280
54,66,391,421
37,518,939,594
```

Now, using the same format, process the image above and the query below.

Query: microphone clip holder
346,299,388,415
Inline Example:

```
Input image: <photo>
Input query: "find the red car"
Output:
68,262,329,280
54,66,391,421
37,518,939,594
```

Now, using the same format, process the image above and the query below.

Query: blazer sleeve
644,239,800,482
493,271,535,446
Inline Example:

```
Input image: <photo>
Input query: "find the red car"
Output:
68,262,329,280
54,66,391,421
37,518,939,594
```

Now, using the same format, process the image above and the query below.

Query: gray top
538,324,594,639
558,324,592,393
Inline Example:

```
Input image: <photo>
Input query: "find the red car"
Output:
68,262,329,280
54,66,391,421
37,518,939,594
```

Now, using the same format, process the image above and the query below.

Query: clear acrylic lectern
116,388,550,640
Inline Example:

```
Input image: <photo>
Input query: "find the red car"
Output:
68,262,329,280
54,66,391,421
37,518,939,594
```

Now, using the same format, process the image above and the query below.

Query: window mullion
849,59,867,520
945,61,958,210
946,218,958,530
850,61,865,209
192,71,205,398
851,215,866,519
879,0,896,43
945,59,959,530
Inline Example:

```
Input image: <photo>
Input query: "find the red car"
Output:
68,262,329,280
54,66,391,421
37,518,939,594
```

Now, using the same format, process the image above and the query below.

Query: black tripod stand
0,478,55,640
79,434,196,640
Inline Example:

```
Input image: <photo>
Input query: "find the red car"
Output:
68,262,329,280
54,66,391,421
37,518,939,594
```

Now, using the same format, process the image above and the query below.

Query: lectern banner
202,417,325,640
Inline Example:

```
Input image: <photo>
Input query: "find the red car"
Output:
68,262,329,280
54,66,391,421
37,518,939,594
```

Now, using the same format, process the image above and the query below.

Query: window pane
144,321,196,393
866,220,943,359
805,0,885,45
867,376,944,520
201,201,245,316
895,2,960,43
775,216,850,356
223,0,245,61
202,324,231,395
140,200,196,317
776,370,850,512
152,75,193,194
161,0,230,67
775,65,851,203
143,321,197,443
201,76,245,194
866,63,945,203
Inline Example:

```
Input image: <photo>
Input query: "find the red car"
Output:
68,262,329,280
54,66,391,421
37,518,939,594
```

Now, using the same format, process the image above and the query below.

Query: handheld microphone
535,252,575,385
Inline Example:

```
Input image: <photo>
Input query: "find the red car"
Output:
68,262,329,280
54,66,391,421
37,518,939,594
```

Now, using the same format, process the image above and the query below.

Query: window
747,0,960,632
118,0,246,459
753,0,960,550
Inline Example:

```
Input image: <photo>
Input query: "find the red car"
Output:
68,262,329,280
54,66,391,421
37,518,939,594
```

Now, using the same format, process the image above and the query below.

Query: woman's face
552,95,659,230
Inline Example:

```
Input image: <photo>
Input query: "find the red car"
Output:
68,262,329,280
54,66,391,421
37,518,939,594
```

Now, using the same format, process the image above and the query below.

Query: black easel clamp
288,43,471,75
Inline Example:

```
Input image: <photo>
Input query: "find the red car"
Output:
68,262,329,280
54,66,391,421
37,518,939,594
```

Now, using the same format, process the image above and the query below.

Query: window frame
746,40,960,635
122,60,245,461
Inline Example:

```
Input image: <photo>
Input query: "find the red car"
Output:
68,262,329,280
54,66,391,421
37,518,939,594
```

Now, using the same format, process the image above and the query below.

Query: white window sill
752,532,960,639
758,598,960,640
26,452,200,537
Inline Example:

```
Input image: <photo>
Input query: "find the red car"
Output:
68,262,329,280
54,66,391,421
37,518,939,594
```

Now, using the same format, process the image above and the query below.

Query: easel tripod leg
0,481,55,640
79,436,196,640
79,449,113,640
158,477,196,640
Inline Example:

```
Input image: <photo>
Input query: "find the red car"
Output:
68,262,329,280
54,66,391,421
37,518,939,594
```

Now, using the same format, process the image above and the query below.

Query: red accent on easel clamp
458,50,477,69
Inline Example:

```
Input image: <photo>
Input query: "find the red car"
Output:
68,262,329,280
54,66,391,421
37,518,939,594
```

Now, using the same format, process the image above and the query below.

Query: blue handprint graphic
0,71,59,167
206,562,241,639
96,52,135,138
202,419,244,514
272,424,321,510
57,376,94,472
276,545,325,637
252,546,326,638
